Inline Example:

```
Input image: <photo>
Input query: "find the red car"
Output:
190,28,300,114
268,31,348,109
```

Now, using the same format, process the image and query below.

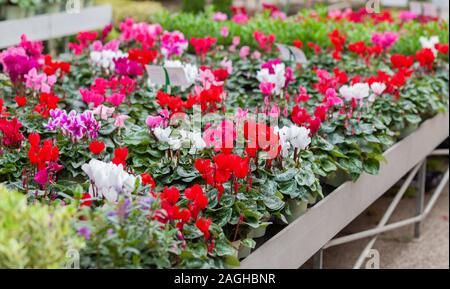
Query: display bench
0,5,112,49
240,111,449,269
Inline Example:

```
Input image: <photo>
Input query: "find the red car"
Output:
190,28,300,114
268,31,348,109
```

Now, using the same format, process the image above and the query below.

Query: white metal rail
318,156,449,269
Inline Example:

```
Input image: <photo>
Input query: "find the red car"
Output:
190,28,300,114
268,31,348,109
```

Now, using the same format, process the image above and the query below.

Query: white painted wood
0,5,112,49
381,0,408,8
240,111,449,269
410,1,423,15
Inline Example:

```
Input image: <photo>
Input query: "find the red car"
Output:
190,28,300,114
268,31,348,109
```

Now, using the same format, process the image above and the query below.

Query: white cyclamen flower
419,36,439,55
82,159,138,203
188,131,207,154
288,125,311,150
277,126,292,158
339,83,370,101
370,82,386,96
153,127,188,150
90,50,127,71
277,125,311,157
256,63,286,95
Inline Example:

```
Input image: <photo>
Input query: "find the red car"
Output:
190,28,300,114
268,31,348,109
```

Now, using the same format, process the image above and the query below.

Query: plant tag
146,65,167,86
423,3,438,17
276,43,308,65
146,65,189,86
381,0,408,7
166,67,189,86
409,1,423,15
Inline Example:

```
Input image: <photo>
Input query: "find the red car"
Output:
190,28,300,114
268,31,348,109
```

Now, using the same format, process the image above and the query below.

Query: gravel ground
305,182,449,269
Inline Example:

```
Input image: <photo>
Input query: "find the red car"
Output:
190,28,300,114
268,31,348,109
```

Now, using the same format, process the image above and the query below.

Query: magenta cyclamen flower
146,108,169,129
34,169,49,186
113,57,144,76
261,59,282,74
2,54,39,83
260,82,276,96
371,32,400,50
45,109,101,142
160,31,188,59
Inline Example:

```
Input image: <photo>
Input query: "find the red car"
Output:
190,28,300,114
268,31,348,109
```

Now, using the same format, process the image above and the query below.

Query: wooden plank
382,0,408,7
240,111,449,269
0,5,112,49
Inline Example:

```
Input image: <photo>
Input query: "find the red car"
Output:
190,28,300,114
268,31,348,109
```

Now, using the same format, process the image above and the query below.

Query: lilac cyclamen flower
138,197,155,210
78,226,91,240
116,198,131,219
45,109,101,142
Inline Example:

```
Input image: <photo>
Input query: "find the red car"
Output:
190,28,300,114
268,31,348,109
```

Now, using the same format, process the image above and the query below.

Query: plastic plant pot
285,199,308,224
4,5,27,20
323,168,352,187
252,221,270,239
399,123,419,139
231,240,252,260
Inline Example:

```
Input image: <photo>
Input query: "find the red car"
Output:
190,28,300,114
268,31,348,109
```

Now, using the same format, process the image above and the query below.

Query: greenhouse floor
303,184,449,269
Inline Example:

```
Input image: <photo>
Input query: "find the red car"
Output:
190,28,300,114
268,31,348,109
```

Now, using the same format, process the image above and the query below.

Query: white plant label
423,3,438,17
276,43,308,65
409,1,423,15
146,65,189,87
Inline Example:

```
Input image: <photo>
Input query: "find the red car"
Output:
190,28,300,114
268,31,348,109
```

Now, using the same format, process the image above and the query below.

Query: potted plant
284,198,308,224
44,0,62,13
231,238,256,260
3,0,41,19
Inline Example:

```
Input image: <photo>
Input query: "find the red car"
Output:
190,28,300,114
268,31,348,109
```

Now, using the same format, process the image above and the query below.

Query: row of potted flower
0,5,449,268
0,0,94,20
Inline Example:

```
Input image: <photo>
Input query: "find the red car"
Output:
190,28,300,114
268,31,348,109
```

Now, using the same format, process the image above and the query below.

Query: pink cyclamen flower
25,68,56,93
106,93,126,107
232,14,249,24
260,82,276,96
235,107,249,123
80,88,105,107
239,46,250,59
114,114,130,128
220,26,229,38
399,11,417,22
271,11,287,20
252,51,261,60
220,59,233,74
268,104,281,118
146,108,169,129
324,88,343,108
213,12,228,22
92,104,115,120
229,36,241,52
